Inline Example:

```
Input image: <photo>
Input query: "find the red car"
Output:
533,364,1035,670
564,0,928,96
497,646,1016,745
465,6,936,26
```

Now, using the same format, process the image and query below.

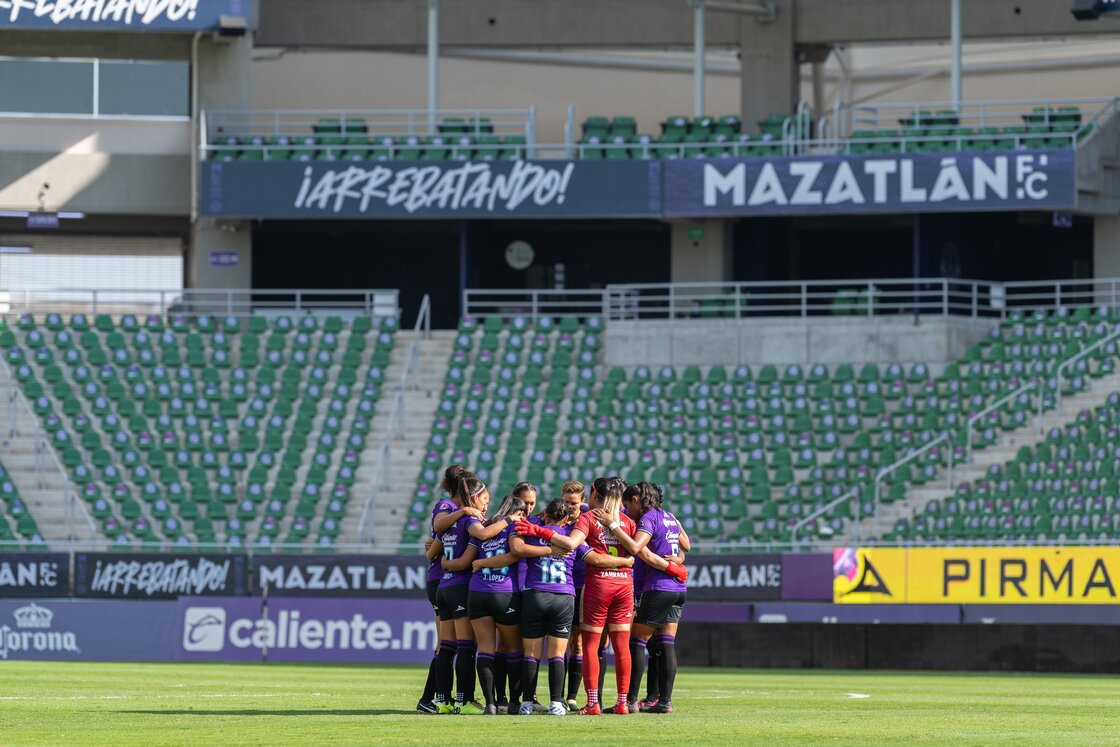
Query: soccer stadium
5,0,1120,744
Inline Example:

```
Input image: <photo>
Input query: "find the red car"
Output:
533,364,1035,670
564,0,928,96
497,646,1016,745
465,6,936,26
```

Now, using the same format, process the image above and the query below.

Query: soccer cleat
483,704,498,716
647,702,674,714
531,697,548,713
518,702,535,716
577,703,602,716
506,701,521,716
458,700,486,715
550,701,568,716
611,702,630,715
565,698,578,712
437,702,459,715
628,701,640,714
416,699,440,714
638,699,659,713
495,699,509,714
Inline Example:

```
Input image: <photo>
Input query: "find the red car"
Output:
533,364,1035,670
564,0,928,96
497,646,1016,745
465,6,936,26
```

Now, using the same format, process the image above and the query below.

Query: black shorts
635,590,686,628
521,589,576,639
426,580,440,615
436,583,470,621
468,590,521,626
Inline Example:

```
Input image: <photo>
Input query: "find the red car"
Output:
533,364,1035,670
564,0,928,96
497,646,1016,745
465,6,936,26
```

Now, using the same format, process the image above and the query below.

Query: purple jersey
468,523,516,593
636,507,685,593
427,499,458,583
438,514,480,588
519,524,590,596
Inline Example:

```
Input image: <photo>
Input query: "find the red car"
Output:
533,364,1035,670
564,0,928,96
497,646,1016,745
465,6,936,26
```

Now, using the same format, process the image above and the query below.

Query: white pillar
950,0,962,110
694,0,706,118
428,0,439,132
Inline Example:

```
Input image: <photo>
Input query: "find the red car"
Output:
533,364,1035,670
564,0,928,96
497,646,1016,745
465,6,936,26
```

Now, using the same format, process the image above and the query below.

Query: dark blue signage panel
662,150,1077,217
202,159,663,219
0,0,253,31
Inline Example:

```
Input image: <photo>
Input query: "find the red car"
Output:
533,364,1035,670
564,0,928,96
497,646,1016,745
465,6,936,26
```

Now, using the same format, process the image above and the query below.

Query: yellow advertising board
835,546,1120,604
832,547,908,604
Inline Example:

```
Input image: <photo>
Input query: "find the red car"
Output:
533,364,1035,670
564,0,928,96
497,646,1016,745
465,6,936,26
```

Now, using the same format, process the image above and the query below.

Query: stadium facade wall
604,315,996,368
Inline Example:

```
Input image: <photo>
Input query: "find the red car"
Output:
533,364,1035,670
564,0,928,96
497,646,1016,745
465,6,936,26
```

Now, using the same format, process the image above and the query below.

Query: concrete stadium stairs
337,329,453,548
838,367,1120,545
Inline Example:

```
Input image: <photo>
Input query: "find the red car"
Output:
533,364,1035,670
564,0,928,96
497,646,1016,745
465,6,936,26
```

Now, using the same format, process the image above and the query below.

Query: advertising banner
0,0,254,32
835,546,1120,604
202,159,662,219
175,596,437,663
684,553,783,602
662,150,1077,217
252,554,427,597
779,552,832,601
0,599,176,661
0,553,69,598
74,552,249,599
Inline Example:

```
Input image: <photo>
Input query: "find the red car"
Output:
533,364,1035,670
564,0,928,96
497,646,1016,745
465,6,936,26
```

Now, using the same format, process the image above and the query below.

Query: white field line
0,692,291,701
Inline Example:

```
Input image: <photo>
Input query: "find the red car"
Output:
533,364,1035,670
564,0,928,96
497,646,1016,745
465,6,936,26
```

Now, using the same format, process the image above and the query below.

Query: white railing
790,486,859,548
0,356,96,543
606,277,1120,321
355,295,431,545
0,288,400,321
1036,326,1120,431
874,432,954,513
964,381,1037,470
462,288,607,322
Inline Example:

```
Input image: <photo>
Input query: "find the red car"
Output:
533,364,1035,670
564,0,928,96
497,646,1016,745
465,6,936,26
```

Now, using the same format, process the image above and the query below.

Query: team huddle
416,466,689,716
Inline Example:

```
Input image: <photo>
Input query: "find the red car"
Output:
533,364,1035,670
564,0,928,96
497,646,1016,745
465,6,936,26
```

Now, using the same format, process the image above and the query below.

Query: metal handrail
462,288,607,321
1036,326,1120,433
789,486,858,548
0,356,96,542
964,381,1037,470
873,432,953,514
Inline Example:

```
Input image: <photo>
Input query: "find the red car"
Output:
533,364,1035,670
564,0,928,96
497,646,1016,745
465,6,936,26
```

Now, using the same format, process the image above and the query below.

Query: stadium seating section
847,106,1090,154
0,462,43,545
404,306,1120,546
0,311,397,549
208,105,1090,162
577,112,810,160
210,117,527,162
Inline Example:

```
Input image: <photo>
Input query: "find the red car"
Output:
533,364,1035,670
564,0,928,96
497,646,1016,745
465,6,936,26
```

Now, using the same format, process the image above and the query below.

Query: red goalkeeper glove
514,519,555,543
665,562,688,583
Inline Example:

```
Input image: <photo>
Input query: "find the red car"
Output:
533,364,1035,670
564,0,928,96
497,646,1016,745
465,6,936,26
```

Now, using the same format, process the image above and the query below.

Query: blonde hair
597,476,625,515
561,480,585,497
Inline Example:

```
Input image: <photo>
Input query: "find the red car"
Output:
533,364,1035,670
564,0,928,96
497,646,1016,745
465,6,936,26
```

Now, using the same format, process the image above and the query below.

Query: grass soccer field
2,661,1119,746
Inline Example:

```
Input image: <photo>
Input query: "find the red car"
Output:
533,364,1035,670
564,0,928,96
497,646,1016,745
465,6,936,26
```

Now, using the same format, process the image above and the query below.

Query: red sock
580,630,601,705
609,629,632,703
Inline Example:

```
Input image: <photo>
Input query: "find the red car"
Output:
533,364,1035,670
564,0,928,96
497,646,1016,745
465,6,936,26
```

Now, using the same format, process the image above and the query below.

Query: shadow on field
121,709,407,717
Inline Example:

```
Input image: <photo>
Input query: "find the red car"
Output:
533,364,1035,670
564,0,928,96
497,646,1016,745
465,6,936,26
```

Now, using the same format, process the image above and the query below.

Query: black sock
420,654,439,703
522,657,540,707
548,657,566,704
566,655,583,701
435,641,457,704
455,640,477,703
477,653,496,708
658,635,678,704
507,653,523,710
646,639,662,703
597,646,606,699
494,653,508,703
628,638,648,703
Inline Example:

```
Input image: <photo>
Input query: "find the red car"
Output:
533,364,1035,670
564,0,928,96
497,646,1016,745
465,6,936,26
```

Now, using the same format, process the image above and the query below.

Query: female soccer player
492,481,537,711
417,466,484,714
517,477,686,715
560,480,588,709
511,497,634,716
465,494,528,715
435,471,490,714
600,481,690,714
